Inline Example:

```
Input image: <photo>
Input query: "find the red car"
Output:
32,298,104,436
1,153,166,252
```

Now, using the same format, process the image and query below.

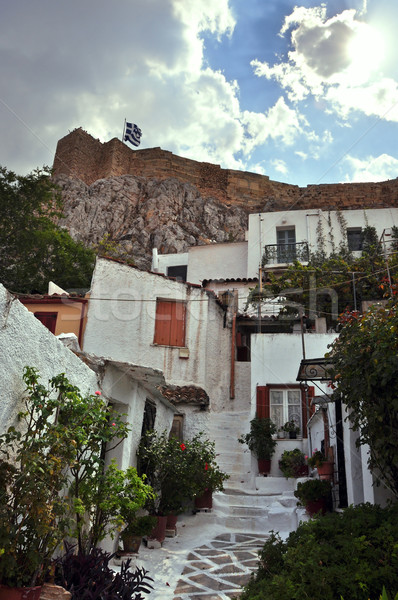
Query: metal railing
262,242,309,265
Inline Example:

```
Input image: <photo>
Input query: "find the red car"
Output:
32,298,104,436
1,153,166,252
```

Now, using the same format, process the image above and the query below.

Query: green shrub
240,503,398,600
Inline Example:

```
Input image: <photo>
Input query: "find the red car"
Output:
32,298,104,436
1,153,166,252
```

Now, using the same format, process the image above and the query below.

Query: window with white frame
270,388,302,434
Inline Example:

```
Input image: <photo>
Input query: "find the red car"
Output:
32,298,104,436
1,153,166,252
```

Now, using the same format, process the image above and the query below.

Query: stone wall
53,128,398,211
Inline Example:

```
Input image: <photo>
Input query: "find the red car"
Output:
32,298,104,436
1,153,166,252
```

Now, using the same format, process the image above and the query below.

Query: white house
83,257,233,441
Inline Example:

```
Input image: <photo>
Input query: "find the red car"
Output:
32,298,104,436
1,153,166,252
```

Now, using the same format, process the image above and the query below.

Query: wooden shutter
34,312,57,334
154,300,186,347
256,385,270,419
301,386,315,438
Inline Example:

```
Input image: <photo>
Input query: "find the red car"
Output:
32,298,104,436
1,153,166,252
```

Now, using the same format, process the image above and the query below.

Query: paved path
172,532,266,600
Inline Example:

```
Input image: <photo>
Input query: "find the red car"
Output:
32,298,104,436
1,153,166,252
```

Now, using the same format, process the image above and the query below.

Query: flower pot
257,458,271,475
294,464,309,477
194,489,213,509
121,532,142,553
0,585,42,600
148,515,167,543
317,461,334,480
305,499,327,516
166,514,178,530
289,431,297,439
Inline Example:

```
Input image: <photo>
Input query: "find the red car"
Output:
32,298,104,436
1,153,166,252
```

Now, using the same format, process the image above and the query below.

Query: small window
154,299,186,347
34,312,57,334
347,228,363,251
167,265,187,282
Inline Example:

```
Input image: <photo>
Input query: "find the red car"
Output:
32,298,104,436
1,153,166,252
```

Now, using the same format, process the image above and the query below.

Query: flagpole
122,118,126,142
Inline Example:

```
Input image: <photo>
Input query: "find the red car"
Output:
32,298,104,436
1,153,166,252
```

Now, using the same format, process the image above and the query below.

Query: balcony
262,242,309,266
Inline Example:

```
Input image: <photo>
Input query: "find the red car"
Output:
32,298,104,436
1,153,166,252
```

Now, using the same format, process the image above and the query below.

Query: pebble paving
172,532,267,600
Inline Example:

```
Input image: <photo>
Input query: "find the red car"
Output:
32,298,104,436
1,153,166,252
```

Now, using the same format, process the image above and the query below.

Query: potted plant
307,449,334,480
0,369,80,598
294,479,332,516
278,449,308,478
282,420,300,439
119,515,157,554
238,416,277,475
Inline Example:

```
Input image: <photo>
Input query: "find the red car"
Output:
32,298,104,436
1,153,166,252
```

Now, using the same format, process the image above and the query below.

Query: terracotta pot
295,464,309,477
166,514,178,530
194,489,213,509
305,499,327,516
148,515,167,543
257,458,271,475
0,585,42,600
317,461,334,480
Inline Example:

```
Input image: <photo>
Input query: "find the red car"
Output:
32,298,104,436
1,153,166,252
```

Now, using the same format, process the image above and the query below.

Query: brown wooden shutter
154,300,171,345
256,385,270,419
154,300,186,347
301,385,315,438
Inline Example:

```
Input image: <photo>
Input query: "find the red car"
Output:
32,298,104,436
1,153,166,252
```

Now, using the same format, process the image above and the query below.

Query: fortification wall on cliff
53,128,398,212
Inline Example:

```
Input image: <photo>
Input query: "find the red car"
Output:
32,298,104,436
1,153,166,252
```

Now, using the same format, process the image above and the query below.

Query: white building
83,257,233,441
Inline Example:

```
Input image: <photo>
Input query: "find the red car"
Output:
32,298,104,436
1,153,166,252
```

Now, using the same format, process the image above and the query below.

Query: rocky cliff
56,174,249,270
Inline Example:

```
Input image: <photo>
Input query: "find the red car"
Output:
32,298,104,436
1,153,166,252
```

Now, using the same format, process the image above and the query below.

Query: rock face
56,174,249,270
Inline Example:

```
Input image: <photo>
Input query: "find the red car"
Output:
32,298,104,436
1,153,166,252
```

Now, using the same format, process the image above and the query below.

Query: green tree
327,299,398,497
0,165,95,293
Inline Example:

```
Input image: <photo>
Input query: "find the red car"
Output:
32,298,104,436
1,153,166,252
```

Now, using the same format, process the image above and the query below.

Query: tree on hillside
326,299,398,497
0,166,95,293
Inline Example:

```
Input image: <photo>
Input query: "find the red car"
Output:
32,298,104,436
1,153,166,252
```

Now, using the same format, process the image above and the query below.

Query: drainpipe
230,312,236,399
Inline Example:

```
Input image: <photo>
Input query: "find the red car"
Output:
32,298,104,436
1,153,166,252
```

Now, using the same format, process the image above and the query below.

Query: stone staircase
207,411,305,535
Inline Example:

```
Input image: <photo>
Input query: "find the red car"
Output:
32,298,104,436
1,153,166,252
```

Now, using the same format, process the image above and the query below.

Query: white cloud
251,4,397,122
270,159,288,174
344,153,398,182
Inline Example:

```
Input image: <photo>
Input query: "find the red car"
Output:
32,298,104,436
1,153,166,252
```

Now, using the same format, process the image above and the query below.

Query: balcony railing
262,242,309,266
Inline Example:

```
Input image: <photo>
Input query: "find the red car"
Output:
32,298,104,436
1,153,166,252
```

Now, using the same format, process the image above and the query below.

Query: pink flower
111,422,116,427
95,391,101,396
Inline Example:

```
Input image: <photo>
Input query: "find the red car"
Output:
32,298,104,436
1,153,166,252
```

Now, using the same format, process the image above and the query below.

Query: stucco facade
83,258,233,439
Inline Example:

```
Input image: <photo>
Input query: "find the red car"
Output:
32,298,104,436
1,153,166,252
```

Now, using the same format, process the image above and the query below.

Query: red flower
95,391,101,396
205,463,208,471
180,443,186,451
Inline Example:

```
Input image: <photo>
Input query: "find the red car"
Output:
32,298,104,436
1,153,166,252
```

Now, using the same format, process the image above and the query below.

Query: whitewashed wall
0,284,98,432
187,242,248,284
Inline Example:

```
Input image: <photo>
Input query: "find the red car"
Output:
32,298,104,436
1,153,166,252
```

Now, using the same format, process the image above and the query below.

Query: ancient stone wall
53,128,398,211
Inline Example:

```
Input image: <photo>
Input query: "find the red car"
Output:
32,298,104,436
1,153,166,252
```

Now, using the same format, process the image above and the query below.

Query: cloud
0,0,244,174
344,153,398,182
270,159,288,174
251,4,398,122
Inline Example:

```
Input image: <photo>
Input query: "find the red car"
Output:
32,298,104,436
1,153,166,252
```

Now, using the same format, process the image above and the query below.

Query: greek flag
124,122,142,147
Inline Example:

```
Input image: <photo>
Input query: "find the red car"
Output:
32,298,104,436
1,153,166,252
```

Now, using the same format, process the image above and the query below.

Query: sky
1,0,398,187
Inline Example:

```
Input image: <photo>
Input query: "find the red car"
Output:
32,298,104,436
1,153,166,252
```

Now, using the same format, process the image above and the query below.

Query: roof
159,385,210,407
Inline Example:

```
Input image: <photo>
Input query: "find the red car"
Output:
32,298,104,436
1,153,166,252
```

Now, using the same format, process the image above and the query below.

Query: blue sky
1,0,398,186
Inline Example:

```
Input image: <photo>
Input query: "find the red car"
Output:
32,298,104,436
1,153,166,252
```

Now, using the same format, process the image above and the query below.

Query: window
277,228,296,263
256,385,315,437
154,299,186,347
347,228,363,251
34,311,58,334
270,389,302,434
167,265,187,282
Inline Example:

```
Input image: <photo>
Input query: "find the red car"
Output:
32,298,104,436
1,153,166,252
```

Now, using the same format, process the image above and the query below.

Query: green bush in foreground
240,503,398,600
